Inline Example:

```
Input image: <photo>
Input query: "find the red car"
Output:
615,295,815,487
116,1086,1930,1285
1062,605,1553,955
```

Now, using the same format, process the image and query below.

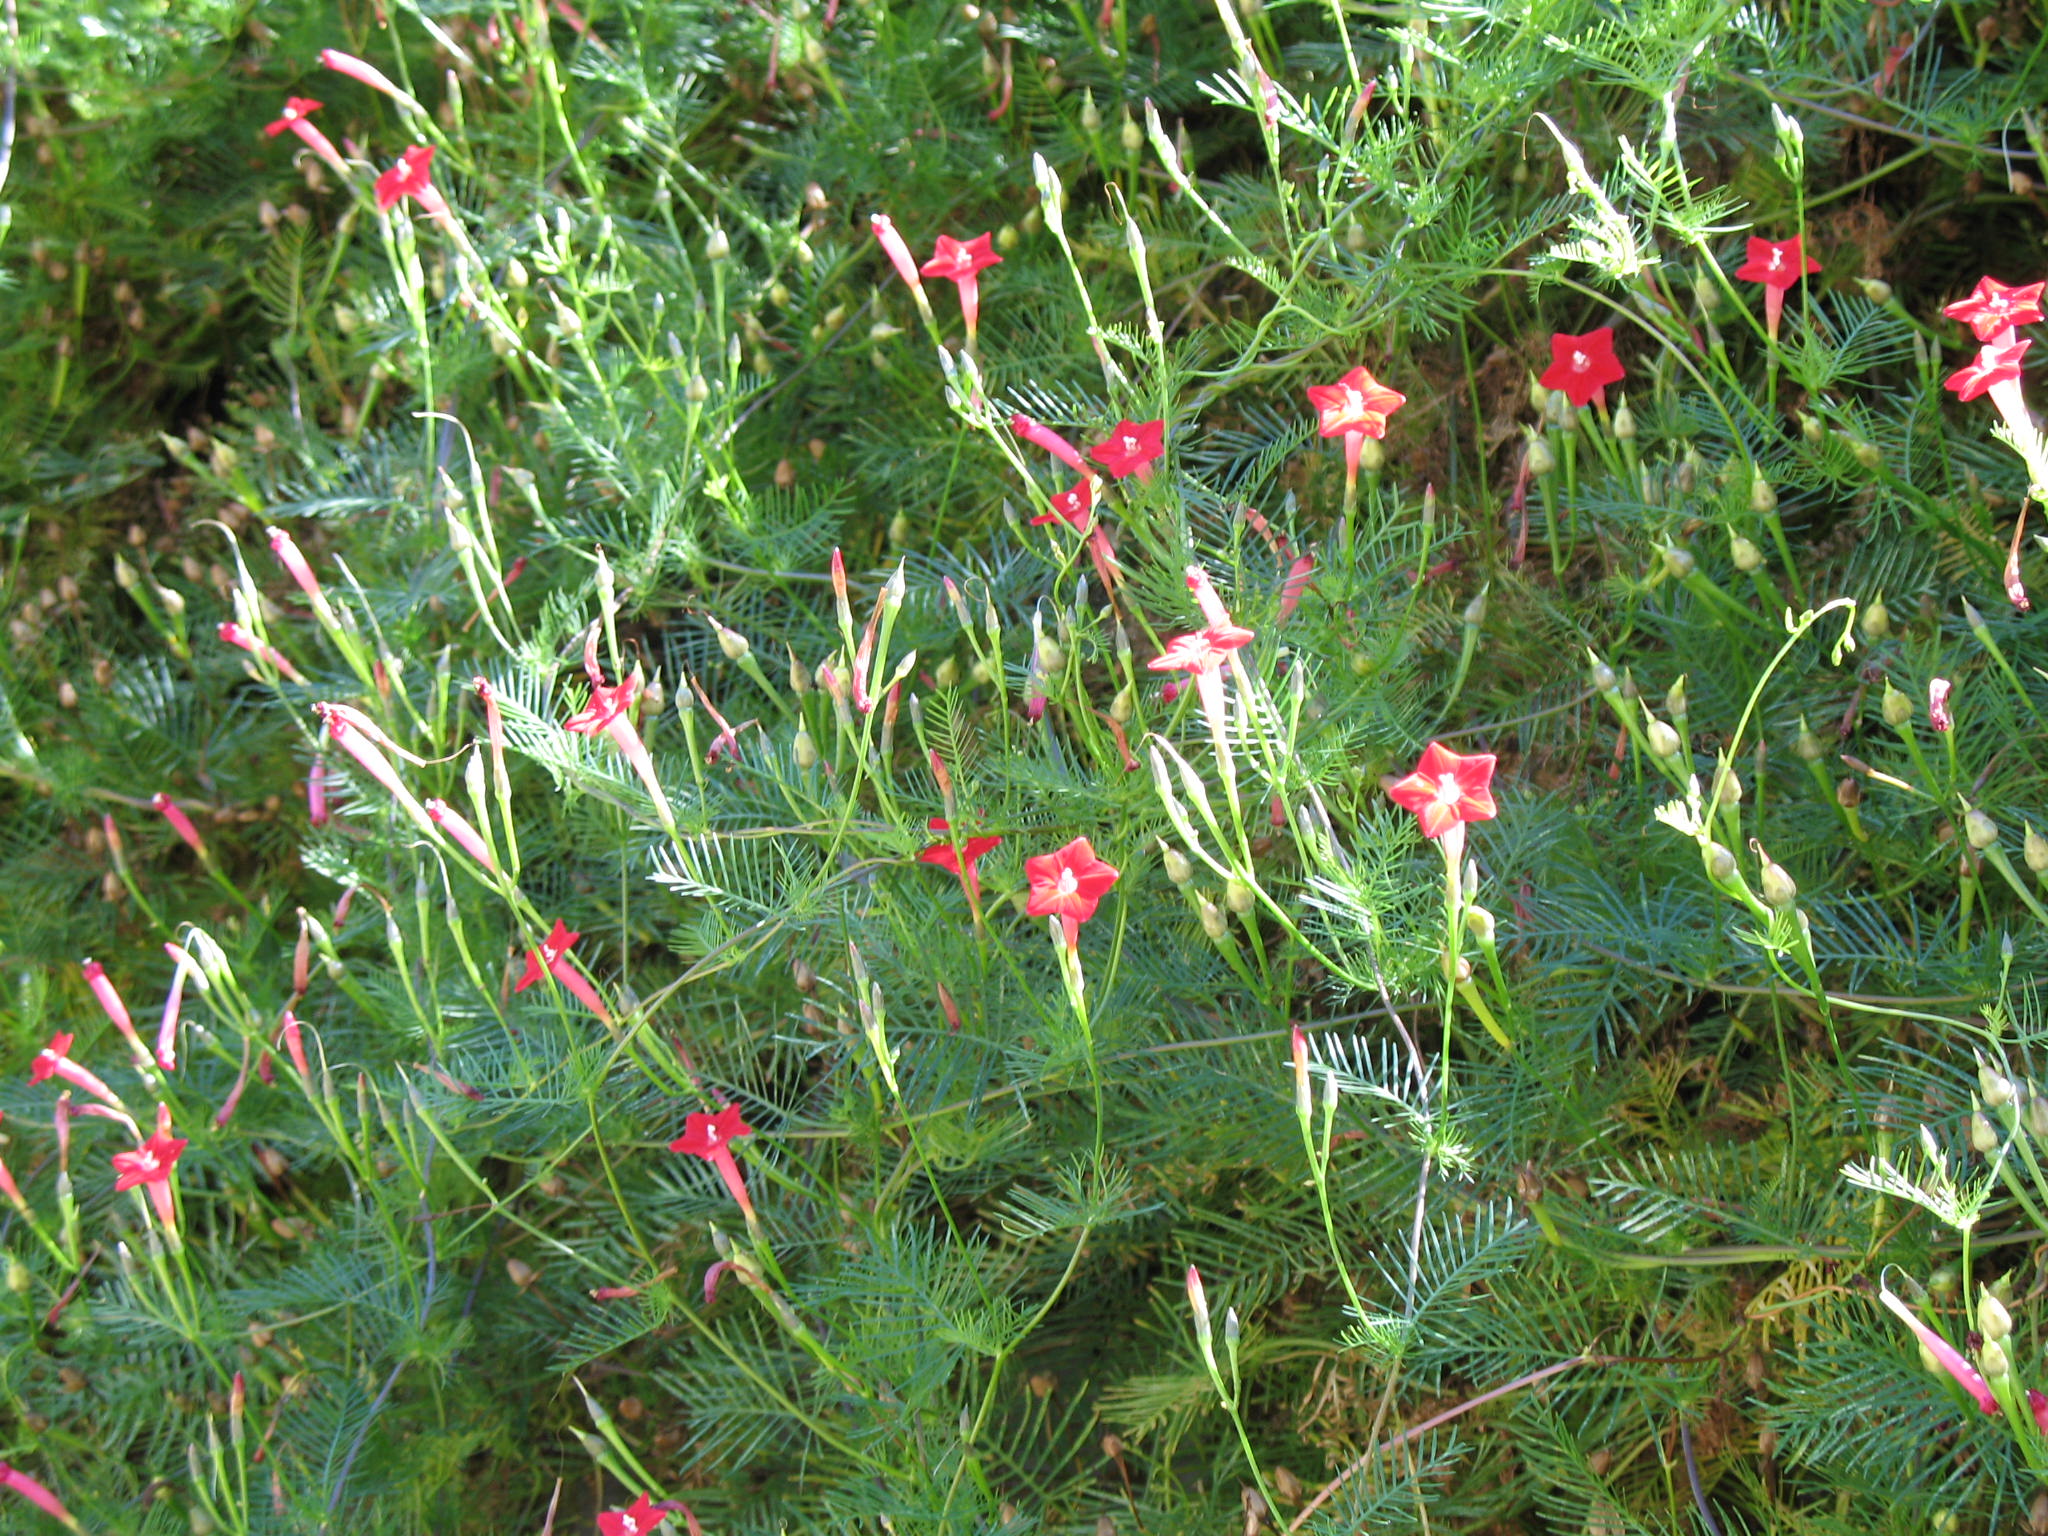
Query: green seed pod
2024,823,2048,873
1645,717,1681,759
1526,433,1556,478
1881,680,1913,728
1729,534,1763,572
1794,718,1824,762
1965,810,1999,850
1760,856,1796,909
1706,842,1738,883
1749,474,1777,515
1161,843,1195,885
1225,878,1255,915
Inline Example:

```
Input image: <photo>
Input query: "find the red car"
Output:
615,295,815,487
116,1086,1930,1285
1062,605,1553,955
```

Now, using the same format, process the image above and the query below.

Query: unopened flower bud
793,727,818,769
1965,810,1999,850
934,657,961,689
1464,904,1496,944
1857,276,1893,304
1036,636,1065,674
1729,534,1763,572
1794,719,1824,762
1749,475,1777,515
1357,435,1385,474
1760,857,1797,910
1977,1051,2015,1109
1612,400,1636,440
1120,111,1144,154
1110,683,1135,723
1861,594,1891,640
1881,680,1913,728
1710,763,1743,808
1526,434,1556,478
1971,1110,1999,1154
1800,412,1825,445
1645,717,1681,759
2027,1088,2048,1139
712,619,751,663
685,373,711,403
1589,658,1617,693
705,227,730,261
2024,824,2048,873
1225,878,1255,915
1161,843,1195,884
1080,89,1102,132
1198,898,1228,941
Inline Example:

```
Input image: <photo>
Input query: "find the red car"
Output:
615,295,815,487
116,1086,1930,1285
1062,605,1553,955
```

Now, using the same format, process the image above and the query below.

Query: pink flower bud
869,213,926,295
1010,413,1089,474
308,756,329,828
279,1011,311,1081
425,798,498,871
0,1461,78,1529
151,792,207,858
318,48,425,113
1929,677,1953,732
82,959,152,1070
1878,1285,1998,1415
217,620,307,682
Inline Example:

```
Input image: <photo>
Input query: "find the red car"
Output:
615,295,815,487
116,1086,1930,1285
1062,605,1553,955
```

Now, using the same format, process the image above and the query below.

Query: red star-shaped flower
1030,478,1095,531
1386,741,1498,840
1305,366,1406,441
264,97,324,137
669,1103,757,1222
112,1126,189,1192
514,921,581,992
1734,235,1819,292
1538,327,1626,409
1148,626,1255,677
1945,334,2031,401
1089,419,1166,481
919,233,1002,283
1024,837,1120,949
597,1494,669,1536
1942,276,2046,342
920,817,1003,905
373,145,436,212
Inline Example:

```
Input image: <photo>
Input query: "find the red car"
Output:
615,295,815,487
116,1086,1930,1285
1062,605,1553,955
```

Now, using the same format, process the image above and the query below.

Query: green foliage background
0,0,2045,1531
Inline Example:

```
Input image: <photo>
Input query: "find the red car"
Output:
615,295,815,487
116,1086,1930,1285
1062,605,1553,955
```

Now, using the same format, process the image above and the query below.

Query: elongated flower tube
307,755,329,828
158,943,201,1071
1877,1285,1999,1415
669,1103,757,1224
1011,412,1090,474
81,960,153,1072
514,920,614,1024
268,526,340,628
151,792,208,858
425,798,497,872
278,1011,312,1081
0,1113,30,1215
314,702,436,835
869,213,929,312
318,47,427,114
0,1461,81,1533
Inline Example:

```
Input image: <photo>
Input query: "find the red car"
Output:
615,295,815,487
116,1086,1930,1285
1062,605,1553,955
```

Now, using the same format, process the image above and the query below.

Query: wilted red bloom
1025,836,1120,949
1305,365,1406,440
374,144,436,212
1031,478,1094,531
1387,741,1499,840
597,1493,668,1536
1944,333,2031,401
1538,327,1626,409
920,817,1003,903
264,97,324,137
29,1032,125,1110
1942,276,2046,341
27,1032,73,1086
563,672,640,735
1928,677,1953,731
669,1103,756,1222
514,920,581,993
1734,235,1819,292
1089,419,1165,480
2030,1388,2048,1434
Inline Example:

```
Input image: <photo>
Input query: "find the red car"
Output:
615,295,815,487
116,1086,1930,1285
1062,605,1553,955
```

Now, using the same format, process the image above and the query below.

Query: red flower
920,817,1003,904
920,233,1001,283
669,1103,756,1223
564,673,640,735
515,920,580,991
597,1494,668,1536
264,97,324,137
1149,626,1254,677
1942,277,2046,342
1305,365,1406,441
1386,741,1498,840
1735,236,1819,342
112,1125,188,1192
921,233,1002,343
1089,419,1165,481
27,1032,72,1086
1538,327,1626,409
1945,333,2031,401
1734,235,1819,292
1030,478,1094,531
374,145,436,212
1025,837,1120,949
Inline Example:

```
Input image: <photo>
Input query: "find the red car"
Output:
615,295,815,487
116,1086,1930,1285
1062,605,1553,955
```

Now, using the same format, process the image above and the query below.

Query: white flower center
1057,869,1078,897
622,1519,640,1536
1121,435,1139,452
1431,779,1463,809
136,1150,159,1174
1571,350,1589,372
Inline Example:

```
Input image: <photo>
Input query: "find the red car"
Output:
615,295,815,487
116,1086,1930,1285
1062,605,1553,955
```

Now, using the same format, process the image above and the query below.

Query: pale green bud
793,727,818,769
1120,112,1143,155
685,373,710,403
1881,679,1913,728
934,657,960,689
1161,843,1195,885
1965,810,1999,850
2024,823,2048,873
1660,544,1695,579
1612,400,1636,441
1971,1109,1999,1155
1977,1051,2015,1109
1079,89,1102,133
1749,474,1777,515
1357,435,1386,474
1590,658,1617,693
1706,842,1738,883
1526,434,1556,477
1110,683,1135,724
1861,594,1891,639
1729,534,1763,572
1760,857,1797,909
705,227,730,261
1465,904,1496,943
1857,277,1892,304
1198,898,1228,941
1225,878,1255,915
1794,718,1824,762
1646,717,1681,759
